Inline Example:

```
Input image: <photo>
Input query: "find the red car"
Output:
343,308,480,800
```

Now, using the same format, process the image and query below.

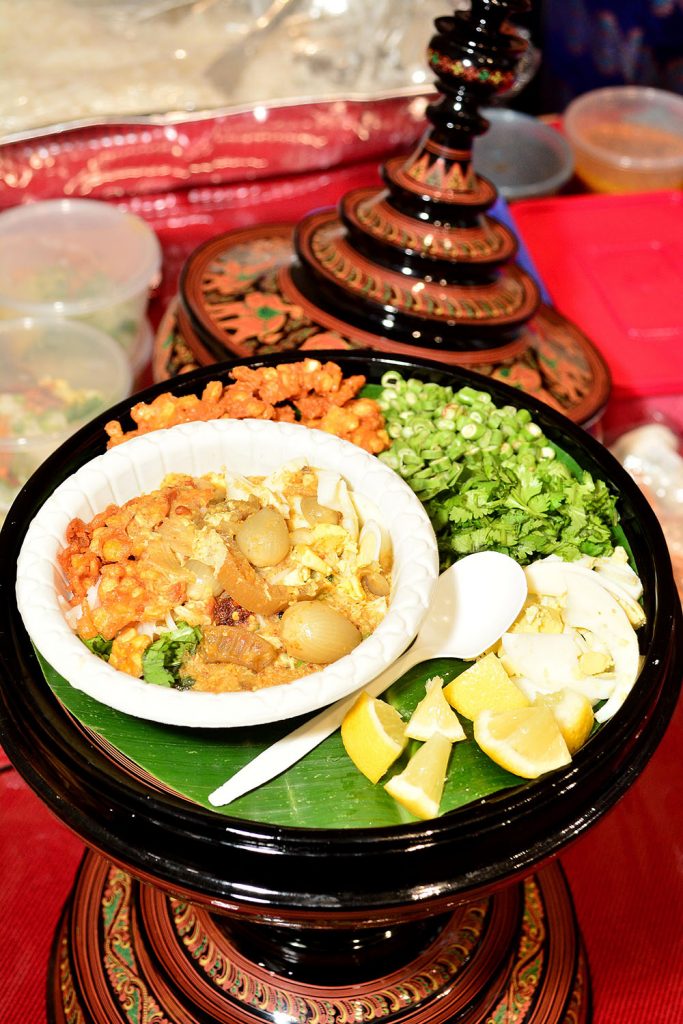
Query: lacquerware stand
1,350,681,1024
1,3,683,1023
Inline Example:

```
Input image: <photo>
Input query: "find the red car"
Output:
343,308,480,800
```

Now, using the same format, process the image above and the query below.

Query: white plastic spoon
208,550,527,807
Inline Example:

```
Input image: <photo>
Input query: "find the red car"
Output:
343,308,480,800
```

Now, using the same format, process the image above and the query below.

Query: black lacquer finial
424,0,531,149
290,0,539,350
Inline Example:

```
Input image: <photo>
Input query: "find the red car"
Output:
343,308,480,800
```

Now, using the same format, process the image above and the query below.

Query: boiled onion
300,496,340,526
235,506,290,567
280,600,362,664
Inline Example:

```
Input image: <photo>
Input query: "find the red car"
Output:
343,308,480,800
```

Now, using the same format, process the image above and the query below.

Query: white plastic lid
0,199,162,316
0,317,133,446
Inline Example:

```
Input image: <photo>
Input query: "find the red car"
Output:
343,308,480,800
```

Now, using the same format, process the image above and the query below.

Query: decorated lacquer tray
1,2,672,1017
155,232,611,430
6,351,670,831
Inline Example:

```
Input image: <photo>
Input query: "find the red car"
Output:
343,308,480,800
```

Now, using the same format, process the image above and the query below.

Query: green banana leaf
38,651,522,829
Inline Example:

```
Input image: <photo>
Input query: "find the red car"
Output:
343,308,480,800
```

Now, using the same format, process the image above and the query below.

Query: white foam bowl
15,418,439,728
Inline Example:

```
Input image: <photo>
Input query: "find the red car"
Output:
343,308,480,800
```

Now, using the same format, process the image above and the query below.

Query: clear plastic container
564,86,683,194
0,199,162,362
473,107,574,200
0,317,132,520
130,317,154,388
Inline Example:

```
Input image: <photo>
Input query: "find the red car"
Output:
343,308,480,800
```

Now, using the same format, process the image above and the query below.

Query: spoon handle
208,645,429,807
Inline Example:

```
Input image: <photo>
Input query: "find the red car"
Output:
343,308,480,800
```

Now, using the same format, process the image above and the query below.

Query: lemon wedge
473,706,571,779
535,689,594,755
405,675,466,742
384,732,453,819
341,691,408,784
443,653,530,721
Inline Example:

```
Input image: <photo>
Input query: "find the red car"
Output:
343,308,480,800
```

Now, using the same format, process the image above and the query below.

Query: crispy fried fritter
58,476,219,638
104,359,389,453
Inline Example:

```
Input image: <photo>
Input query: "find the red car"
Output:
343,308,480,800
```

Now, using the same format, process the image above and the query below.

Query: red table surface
1,161,683,1022
509,191,683,442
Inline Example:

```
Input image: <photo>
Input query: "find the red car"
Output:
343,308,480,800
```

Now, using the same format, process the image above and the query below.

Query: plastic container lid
564,86,683,177
0,198,161,317
473,107,574,200
0,317,133,518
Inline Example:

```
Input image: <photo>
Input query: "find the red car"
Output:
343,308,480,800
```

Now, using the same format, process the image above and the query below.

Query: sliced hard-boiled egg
223,470,258,502
308,523,350,558
263,458,307,494
501,632,583,691
501,628,623,707
525,553,645,628
592,552,645,626
509,563,642,719
224,474,288,517
515,672,614,705
508,601,564,635
357,519,392,570
316,470,359,541
191,527,228,574
336,571,366,603
524,557,571,597
571,567,646,628
291,544,332,576
349,491,381,521
225,460,308,516
594,547,643,597
563,575,640,722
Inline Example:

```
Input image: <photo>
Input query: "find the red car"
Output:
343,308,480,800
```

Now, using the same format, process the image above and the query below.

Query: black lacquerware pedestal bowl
1,352,680,1024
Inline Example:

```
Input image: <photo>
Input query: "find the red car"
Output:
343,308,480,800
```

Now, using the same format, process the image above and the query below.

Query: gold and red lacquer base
50,851,590,1024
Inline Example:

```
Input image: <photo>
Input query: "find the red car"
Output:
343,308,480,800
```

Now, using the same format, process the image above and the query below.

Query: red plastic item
510,191,683,401
0,98,427,209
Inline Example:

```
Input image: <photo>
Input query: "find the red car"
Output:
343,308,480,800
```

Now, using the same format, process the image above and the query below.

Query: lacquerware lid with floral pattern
174,2,610,428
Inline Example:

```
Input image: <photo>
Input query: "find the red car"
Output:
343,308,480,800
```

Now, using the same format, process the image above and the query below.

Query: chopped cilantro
82,634,113,660
141,622,202,689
